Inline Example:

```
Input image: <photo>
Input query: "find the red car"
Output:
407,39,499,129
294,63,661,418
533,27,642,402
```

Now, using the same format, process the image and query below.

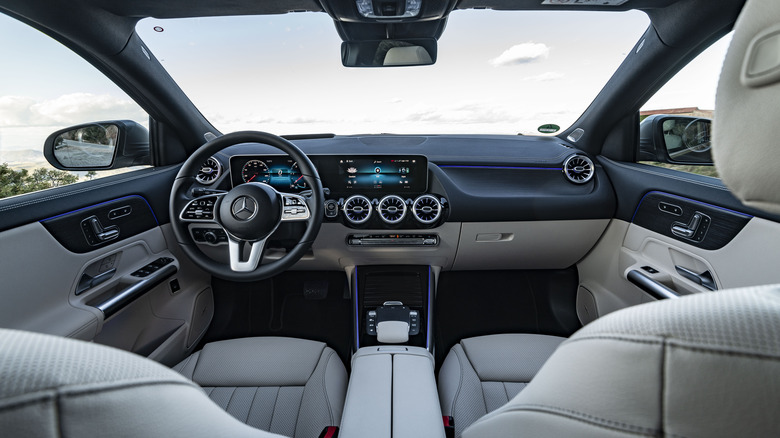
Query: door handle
675,265,718,291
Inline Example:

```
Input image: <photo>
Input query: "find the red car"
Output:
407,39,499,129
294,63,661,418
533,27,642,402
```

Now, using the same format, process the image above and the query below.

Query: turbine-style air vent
563,155,594,184
343,195,372,224
378,195,407,224
196,157,222,184
413,195,442,224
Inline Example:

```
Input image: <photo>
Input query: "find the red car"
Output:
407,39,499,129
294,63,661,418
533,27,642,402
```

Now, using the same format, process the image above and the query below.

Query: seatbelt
318,426,339,438
443,416,455,438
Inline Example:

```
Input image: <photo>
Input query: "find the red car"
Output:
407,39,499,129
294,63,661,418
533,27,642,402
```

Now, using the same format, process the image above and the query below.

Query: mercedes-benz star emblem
231,196,257,221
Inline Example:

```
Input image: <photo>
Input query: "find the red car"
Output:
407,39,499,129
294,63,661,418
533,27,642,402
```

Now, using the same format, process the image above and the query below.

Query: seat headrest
714,0,780,215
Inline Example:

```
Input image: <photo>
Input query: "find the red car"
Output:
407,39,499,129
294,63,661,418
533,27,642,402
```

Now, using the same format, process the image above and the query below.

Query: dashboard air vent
563,155,594,184
343,195,372,224
378,195,407,224
196,157,222,184
412,195,442,224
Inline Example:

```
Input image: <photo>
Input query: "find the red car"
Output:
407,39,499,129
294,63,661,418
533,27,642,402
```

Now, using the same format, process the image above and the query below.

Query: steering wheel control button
181,196,218,221
281,195,311,221
191,228,228,244
231,196,257,221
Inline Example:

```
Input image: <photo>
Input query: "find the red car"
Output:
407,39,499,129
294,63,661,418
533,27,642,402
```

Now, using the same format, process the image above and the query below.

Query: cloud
0,93,145,128
490,43,550,67
521,72,565,82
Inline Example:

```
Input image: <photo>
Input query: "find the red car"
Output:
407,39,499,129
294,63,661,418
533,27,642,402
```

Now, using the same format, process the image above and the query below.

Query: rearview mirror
44,120,150,170
342,38,437,67
639,115,713,166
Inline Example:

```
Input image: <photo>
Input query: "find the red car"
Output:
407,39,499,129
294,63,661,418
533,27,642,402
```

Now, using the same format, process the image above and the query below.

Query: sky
0,8,731,153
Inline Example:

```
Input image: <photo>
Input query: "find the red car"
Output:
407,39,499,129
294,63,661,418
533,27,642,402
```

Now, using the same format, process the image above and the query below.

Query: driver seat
172,337,347,437
0,331,346,438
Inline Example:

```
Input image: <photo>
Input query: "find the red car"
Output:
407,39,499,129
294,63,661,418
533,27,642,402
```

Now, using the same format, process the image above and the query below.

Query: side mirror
639,114,713,165
341,38,437,67
43,120,150,171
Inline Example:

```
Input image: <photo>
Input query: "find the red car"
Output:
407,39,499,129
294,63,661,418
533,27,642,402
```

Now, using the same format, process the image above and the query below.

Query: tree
85,170,97,180
0,163,80,199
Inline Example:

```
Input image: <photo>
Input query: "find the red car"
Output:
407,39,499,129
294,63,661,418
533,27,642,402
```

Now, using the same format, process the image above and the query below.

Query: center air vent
563,155,594,184
343,195,372,224
377,195,407,224
413,195,442,224
196,157,222,184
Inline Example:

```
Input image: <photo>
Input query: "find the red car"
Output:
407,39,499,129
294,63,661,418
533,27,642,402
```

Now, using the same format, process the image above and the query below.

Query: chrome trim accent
377,195,407,224
343,195,372,224
196,156,222,184
412,195,441,224
563,154,594,184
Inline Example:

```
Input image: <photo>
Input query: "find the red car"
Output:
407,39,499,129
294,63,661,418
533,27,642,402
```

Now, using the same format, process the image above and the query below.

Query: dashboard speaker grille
196,157,222,184
413,195,441,224
378,195,407,224
343,195,372,224
563,155,594,184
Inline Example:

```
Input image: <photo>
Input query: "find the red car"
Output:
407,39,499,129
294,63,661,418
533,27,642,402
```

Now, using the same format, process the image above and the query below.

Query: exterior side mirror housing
43,120,150,171
639,114,713,165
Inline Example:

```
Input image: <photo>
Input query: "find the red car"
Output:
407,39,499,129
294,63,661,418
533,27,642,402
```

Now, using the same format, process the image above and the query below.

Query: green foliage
0,163,79,199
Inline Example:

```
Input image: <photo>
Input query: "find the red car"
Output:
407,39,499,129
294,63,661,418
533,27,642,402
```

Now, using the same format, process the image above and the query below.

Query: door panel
0,170,213,366
576,157,780,324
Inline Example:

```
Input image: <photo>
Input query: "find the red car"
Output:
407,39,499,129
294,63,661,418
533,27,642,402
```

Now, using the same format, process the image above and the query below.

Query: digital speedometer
241,160,270,183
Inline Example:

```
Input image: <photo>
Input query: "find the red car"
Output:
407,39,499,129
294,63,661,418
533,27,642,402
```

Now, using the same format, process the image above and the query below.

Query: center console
339,347,445,438
338,265,444,437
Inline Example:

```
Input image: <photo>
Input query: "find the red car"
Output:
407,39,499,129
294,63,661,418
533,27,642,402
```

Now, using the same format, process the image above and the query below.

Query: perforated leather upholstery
437,334,565,437
462,286,780,437
0,328,286,437
173,337,348,438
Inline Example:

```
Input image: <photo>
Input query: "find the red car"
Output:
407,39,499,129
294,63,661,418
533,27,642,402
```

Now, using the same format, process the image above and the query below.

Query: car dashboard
190,134,616,271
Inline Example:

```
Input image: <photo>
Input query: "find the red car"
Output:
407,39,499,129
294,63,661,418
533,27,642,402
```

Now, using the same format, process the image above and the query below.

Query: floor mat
434,268,581,369
202,271,353,368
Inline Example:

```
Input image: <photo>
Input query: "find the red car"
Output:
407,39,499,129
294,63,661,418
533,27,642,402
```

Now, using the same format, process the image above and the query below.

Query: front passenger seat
173,337,347,438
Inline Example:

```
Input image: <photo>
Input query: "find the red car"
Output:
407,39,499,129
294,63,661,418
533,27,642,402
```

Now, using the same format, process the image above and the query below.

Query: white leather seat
437,334,565,437
0,330,346,438
173,337,347,438
445,2,780,436
461,286,780,437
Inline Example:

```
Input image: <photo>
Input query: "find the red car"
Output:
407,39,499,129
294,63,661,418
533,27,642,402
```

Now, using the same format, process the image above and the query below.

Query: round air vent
343,195,372,224
413,195,442,224
196,157,222,184
377,195,407,224
563,155,594,184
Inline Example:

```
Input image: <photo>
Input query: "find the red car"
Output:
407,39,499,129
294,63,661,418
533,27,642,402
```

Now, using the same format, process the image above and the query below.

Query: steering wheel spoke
281,193,312,222
179,193,225,223
227,235,268,272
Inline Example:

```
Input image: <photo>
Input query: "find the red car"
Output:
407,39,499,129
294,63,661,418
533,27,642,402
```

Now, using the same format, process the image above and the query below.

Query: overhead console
229,154,449,230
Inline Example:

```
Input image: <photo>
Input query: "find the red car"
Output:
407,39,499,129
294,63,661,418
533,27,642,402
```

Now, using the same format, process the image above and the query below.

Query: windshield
137,10,650,136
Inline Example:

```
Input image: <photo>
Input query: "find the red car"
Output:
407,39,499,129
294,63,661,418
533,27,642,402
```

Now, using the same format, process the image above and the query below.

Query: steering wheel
169,131,323,282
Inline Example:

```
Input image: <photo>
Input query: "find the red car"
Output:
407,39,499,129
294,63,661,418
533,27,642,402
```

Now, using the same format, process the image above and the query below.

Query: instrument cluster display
230,155,427,194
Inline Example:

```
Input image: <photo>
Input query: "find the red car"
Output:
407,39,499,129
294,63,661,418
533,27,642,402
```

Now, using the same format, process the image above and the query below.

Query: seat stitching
566,334,780,361
321,350,336,425
503,404,658,435
502,381,510,405
175,354,195,378
449,346,466,418
245,387,260,424
205,387,217,397
269,386,281,432
225,387,239,416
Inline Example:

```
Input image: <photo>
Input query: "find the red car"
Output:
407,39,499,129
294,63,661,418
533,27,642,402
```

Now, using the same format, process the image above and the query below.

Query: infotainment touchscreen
334,155,427,193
